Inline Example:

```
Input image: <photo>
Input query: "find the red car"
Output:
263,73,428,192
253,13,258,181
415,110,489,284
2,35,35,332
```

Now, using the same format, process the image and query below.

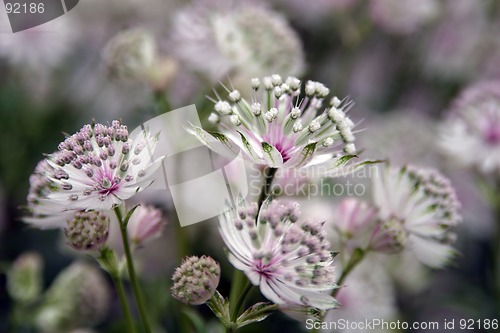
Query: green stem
115,207,152,333
110,272,136,333
231,282,252,323
257,167,277,209
227,283,255,333
98,248,136,333
228,270,246,321
310,249,366,333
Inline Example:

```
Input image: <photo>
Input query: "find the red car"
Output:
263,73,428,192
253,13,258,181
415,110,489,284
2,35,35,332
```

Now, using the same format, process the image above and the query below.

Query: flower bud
369,217,407,254
127,205,166,245
171,256,221,305
35,262,110,332
7,252,43,304
64,210,110,251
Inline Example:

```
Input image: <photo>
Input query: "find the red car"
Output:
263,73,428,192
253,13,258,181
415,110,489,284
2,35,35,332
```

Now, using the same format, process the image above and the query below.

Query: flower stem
257,167,277,209
98,248,136,333
228,270,246,320
110,272,136,333
114,207,152,333
310,249,366,333
231,282,253,323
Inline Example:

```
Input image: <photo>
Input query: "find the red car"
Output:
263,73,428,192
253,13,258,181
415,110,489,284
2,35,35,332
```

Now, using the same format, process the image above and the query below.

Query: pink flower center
485,124,500,145
263,127,297,162
254,259,277,280
95,169,121,196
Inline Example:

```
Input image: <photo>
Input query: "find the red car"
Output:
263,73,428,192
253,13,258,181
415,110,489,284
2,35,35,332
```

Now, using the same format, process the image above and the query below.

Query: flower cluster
219,199,338,310
171,256,221,305
32,120,162,212
440,80,500,175
172,0,304,81
190,75,357,170
102,28,157,83
374,167,461,267
331,165,461,268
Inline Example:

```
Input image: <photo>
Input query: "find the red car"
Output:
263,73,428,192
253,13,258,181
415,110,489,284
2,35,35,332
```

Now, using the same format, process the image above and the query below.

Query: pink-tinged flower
127,204,166,245
171,0,304,83
371,165,461,268
171,256,221,305
369,0,440,35
219,199,338,310
190,75,359,171
31,120,163,212
331,198,378,252
439,81,500,175
24,159,70,229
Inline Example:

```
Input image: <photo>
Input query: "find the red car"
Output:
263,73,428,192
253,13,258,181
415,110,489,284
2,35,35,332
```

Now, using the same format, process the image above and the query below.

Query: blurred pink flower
369,0,440,35
440,81,500,175
127,204,166,245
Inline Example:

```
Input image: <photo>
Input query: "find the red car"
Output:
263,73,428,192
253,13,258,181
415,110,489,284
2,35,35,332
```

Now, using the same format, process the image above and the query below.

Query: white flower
171,0,304,82
28,120,163,214
371,165,461,268
218,199,338,310
190,76,360,172
439,81,500,175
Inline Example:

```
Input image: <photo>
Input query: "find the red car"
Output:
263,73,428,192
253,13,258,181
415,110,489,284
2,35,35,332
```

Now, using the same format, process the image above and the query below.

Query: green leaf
288,142,317,168
96,248,119,276
238,132,257,159
236,302,278,329
206,290,231,327
261,142,283,167
123,204,140,227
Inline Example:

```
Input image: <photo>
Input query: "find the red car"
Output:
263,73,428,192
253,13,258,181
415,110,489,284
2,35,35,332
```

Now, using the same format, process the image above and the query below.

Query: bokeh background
1,0,499,332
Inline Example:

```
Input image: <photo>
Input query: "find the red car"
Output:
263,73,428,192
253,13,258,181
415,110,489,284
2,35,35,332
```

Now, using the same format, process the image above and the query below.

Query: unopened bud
127,205,166,245
7,252,43,304
64,210,110,251
171,256,221,305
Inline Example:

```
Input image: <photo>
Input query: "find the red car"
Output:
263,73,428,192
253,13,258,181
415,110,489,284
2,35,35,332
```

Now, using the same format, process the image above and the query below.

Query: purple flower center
485,124,500,145
254,259,277,280
96,173,120,196
263,127,296,162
